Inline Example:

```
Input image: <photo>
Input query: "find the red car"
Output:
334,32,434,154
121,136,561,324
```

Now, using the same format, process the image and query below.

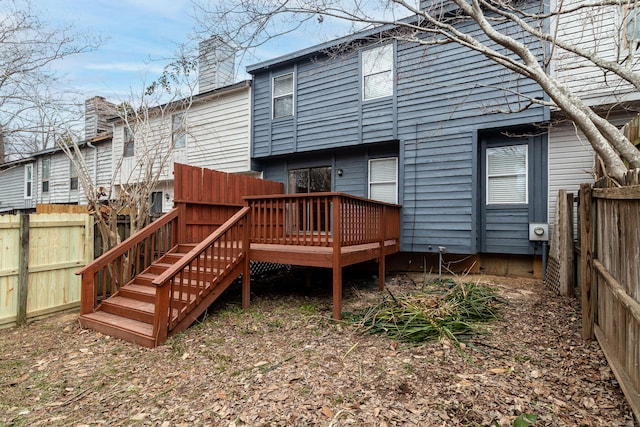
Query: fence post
242,212,251,310
580,183,595,340
17,213,29,326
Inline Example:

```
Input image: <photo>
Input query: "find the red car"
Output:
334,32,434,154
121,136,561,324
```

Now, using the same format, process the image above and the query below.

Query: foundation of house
387,252,544,280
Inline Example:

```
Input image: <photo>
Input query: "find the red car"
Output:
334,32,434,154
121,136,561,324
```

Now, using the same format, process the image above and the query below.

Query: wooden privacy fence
580,178,640,423
0,213,94,327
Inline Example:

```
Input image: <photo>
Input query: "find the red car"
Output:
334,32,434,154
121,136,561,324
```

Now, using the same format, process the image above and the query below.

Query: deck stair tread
81,311,153,337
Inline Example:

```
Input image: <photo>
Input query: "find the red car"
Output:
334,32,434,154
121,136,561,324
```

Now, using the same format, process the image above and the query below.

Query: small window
123,127,134,157
486,145,527,204
42,158,50,193
369,158,398,204
273,73,294,119
24,164,33,199
172,113,186,148
626,5,640,47
150,191,164,215
70,159,78,190
362,44,394,100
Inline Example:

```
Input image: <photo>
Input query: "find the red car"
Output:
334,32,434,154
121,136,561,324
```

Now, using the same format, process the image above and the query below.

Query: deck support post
332,266,342,320
332,194,342,320
378,252,385,291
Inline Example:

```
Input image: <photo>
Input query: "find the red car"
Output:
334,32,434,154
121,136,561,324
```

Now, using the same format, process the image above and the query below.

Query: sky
36,0,356,102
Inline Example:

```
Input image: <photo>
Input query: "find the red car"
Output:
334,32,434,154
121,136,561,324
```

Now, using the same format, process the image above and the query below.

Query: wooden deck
77,164,401,346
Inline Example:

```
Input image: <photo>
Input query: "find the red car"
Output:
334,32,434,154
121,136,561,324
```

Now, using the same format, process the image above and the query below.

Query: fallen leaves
0,273,635,426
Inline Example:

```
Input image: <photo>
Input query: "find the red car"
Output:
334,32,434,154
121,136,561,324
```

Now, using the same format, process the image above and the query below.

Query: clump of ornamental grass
345,279,504,347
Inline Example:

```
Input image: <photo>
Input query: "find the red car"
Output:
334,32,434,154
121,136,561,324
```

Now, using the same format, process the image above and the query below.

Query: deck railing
77,208,179,314
245,193,401,247
151,207,250,342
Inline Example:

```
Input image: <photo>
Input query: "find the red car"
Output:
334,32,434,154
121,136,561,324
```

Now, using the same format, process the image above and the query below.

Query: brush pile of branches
347,279,505,345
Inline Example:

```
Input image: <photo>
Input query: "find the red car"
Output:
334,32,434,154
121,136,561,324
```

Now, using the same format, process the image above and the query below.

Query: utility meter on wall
529,223,549,241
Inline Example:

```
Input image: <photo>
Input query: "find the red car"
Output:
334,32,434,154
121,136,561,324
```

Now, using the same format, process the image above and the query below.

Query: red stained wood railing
151,207,250,342
244,193,401,247
77,208,179,315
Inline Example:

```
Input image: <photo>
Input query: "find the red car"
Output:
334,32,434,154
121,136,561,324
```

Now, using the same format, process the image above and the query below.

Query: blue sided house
247,12,551,277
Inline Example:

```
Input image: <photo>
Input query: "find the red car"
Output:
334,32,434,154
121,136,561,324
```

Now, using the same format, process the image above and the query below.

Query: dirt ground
0,271,637,426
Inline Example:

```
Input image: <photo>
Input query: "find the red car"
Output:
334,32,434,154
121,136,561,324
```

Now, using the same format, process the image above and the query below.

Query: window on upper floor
42,158,50,193
362,44,394,101
626,5,640,49
273,72,294,119
70,159,78,191
123,126,134,157
369,157,398,204
172,113,186,148
486,145,528,204
24,164,33,199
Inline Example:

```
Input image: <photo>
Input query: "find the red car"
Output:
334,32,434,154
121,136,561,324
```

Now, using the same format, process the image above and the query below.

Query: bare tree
0,0,98,160
193,0,640,183
55,56,198,253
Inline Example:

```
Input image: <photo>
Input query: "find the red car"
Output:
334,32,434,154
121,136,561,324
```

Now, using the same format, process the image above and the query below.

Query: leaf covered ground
0,271,637,426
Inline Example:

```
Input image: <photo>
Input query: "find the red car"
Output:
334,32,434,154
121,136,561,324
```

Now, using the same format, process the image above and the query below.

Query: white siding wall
40,151,80,205
548,122,595,231
185,88,251,172
35,139,113,206
111,86,251,212
0,162,34,211
552,0,640,106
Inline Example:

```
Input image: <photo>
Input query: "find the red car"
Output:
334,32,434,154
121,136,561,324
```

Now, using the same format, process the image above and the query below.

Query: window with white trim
362,44,394,100
70,159,78,190
172,113,186,148
626,5,640,49
123,127,134,157
486,145,527,204
24,164,33,199
369,157,398,204
42,158,50,193
272,72,294,118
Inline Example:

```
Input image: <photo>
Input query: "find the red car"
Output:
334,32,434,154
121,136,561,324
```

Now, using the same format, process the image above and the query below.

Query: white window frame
24,164,33,199
486,145,528,205
70,159,78,191
625,4,640,50
172,113,186,149
368,157,398,204
42,158,50,193
123,126,134,157
362,44,394,101
272,72,294,119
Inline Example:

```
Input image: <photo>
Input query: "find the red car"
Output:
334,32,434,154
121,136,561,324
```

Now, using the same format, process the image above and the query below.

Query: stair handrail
78,208,179,276
150,206,250,342
77,207,179,314
151,207,250,287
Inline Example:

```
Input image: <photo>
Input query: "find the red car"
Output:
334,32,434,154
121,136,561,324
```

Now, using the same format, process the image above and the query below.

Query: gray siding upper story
248,9,549,255
0,158,35,212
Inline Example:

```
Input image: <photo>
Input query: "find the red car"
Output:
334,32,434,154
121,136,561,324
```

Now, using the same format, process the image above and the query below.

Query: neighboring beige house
110,79,253,214
548,0,640,228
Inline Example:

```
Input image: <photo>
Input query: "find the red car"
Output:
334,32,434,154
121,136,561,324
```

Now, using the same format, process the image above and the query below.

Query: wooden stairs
78,207,251,348
79,243,242,348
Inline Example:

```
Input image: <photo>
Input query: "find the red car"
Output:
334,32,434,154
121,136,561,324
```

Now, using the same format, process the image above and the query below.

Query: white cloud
84,62,166,74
